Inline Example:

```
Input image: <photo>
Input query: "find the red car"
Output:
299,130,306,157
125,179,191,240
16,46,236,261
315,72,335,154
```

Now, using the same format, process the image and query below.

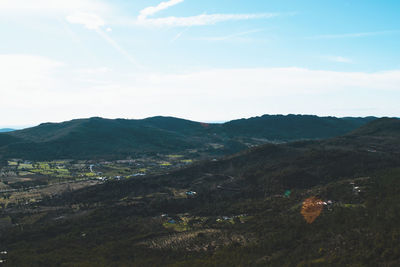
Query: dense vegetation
222,114,375,140
1,118,400,266
0,115,375,160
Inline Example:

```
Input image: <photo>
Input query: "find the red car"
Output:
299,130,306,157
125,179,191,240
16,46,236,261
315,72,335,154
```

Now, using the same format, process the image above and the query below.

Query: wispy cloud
195,29,264,41
95,29,143,68
135,0,279,27
65,12,141,67
170,25,192,43
138,0,184,21
309,30,400,39
138,13,279,27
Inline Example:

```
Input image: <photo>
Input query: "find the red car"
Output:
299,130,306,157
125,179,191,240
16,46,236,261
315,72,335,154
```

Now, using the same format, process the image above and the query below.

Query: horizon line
0,113,388,130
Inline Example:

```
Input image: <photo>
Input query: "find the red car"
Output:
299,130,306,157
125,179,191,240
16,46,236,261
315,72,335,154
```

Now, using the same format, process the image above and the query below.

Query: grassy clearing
170,188,189,199
82,172,96,177
238,215,253,223
51,160,69,164
18,164,33,170
163,221,190,232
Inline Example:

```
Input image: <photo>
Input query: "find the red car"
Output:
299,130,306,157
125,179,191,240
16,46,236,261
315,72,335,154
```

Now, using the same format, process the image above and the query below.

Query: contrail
95,29,145,69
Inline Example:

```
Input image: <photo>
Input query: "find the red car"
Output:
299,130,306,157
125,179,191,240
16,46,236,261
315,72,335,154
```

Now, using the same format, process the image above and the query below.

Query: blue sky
1,0,400,127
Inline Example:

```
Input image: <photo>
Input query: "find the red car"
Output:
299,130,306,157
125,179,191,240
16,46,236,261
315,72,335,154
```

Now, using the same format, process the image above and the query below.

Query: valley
0,117,400,266
4,1,398,265
0,152,200,209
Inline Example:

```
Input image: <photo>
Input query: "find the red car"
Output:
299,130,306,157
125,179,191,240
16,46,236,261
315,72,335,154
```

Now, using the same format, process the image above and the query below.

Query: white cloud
132,68,400,96
2,57,400,125
135,0,278,27
66,12,105,30
137,13,277,27
0,54,63,90
138,0,184,20
65,12,140,66
0,55,65,114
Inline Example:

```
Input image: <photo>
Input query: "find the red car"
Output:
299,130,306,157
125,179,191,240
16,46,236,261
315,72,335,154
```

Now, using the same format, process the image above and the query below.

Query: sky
1,0,400,127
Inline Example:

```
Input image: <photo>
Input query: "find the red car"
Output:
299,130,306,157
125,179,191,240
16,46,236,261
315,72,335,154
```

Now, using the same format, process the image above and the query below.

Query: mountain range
0,115,376,160
2,118,400,266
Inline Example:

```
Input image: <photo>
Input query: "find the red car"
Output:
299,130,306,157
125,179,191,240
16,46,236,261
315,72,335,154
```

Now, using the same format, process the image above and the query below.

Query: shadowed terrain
0,115,375,160
1,118,400,266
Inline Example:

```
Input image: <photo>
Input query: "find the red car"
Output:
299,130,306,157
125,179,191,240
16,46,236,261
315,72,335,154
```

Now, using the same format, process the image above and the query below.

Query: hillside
222,114,375,140
1,118,400,266
0,115,376,160
51,118,400,204
1,117,202,160
347,117,400,137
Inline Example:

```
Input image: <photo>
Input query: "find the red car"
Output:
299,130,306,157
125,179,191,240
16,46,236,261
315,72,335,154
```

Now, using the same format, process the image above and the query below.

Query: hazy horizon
1,0,399,126
0,113,391,130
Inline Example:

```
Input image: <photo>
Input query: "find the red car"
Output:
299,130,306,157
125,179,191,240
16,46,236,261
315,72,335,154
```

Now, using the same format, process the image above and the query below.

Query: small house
186,191,197,196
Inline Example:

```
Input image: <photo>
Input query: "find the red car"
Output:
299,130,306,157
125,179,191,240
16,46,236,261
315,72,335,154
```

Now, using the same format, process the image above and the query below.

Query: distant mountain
0,117,204,160
222,114,376,140
62,118,400,205
0,115,377,160
0,128,15,133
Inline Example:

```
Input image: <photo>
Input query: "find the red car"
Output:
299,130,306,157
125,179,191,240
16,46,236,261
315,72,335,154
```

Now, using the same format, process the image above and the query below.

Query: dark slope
0,134,23,147
142,116,208,135
62,118,400,205
323,117,400,154
222,114,376,140
1,117,204,160
2,118,400,266
347,117,400,136
0,115,376,160
10,116,206,142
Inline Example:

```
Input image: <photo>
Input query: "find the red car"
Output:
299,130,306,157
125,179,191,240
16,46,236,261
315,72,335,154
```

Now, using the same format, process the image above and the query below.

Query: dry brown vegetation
139,229,254,252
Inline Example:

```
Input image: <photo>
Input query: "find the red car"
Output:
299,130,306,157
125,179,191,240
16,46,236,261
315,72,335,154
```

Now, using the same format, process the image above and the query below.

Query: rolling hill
0,115,376,160
56,118,400,204
221,114,375,140
1,118,399,266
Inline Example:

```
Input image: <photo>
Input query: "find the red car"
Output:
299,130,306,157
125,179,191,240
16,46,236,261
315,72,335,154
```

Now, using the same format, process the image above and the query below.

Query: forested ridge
1,118,400,266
